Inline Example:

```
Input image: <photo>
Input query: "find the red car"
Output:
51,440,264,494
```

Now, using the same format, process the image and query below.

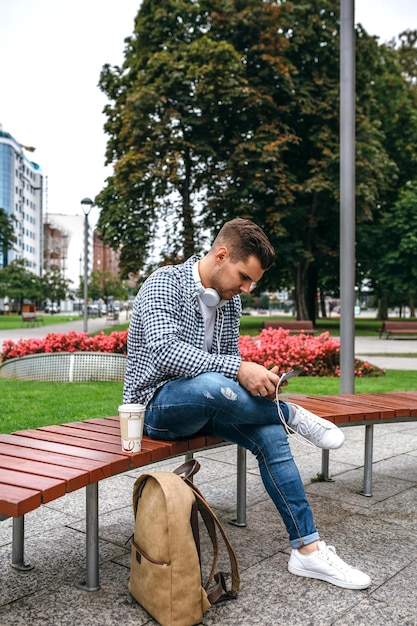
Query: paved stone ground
1,422,417,625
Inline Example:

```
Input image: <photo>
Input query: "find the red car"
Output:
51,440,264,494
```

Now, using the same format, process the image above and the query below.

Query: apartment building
0,125,43,275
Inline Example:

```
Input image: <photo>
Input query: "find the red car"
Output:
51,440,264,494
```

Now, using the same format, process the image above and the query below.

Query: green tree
96,0,293,276
96,0,407,321
0,260,43,313
0,208,16,268
354,30,417,318
88,270,128,306
41,268,72,308
372,182,417,317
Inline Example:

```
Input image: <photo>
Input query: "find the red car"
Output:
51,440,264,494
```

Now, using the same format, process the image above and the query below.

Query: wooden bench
1,392,417,590
0,422,246,591
284,391,417,498
21,312,44,327
262,320,315,334
378,320,417,339
105,311,120,327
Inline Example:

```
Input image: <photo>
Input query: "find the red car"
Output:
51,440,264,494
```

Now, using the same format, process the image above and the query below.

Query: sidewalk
0,315,117,346
0,324,416,623
355,336,417,371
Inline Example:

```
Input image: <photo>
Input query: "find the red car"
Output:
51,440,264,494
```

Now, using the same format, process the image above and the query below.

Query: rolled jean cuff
290,531,320,550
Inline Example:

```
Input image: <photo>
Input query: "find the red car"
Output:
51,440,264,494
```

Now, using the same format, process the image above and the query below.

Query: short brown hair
212,218,275,270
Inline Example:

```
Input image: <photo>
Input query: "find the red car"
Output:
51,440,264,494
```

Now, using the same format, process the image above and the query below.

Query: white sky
1,0,416,228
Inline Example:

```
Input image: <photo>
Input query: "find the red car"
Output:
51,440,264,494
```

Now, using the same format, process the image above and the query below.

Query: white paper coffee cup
118,403,145,453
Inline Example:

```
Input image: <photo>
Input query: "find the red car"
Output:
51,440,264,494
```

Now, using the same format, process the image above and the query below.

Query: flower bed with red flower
0,330,128,363
1,327,381,377
238,327,381,378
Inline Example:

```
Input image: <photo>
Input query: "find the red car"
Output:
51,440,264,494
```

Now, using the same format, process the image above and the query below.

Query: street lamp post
81,198,94,333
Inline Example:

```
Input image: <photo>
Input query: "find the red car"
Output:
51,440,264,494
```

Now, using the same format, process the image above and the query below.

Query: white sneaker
288,541,371,590
289,404,345,449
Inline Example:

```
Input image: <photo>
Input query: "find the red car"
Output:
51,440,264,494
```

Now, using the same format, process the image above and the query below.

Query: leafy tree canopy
96,0,417,320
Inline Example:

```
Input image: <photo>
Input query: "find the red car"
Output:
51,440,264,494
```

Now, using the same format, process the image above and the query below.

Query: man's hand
237,362,281,399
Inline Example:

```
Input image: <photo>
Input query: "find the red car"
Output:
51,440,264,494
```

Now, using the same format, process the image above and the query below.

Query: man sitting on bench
123,218,371,591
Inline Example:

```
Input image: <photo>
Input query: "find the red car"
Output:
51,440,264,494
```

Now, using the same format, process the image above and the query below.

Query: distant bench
378,320,417,339
262,320,315,335
21,312,44,327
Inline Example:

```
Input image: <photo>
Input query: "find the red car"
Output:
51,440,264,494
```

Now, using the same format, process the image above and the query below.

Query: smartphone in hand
278,369,302,386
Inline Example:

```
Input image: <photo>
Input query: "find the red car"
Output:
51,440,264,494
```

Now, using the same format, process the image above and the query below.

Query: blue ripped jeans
145,372,319,549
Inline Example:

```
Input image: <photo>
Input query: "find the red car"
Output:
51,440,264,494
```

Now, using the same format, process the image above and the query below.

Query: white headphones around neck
192,261,222,307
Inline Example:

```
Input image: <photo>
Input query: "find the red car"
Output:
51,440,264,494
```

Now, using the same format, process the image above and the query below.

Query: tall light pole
81,197,94,333
339,0,356,394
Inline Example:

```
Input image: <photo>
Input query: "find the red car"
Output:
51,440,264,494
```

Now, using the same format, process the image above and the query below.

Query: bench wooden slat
300,394,395,421
0,483,41,517
0,441,122,483
0,455,89,492
285,397,356,422
0,434,129,476
13,429,125,456
139,438,187,461
38,425,121,445
62,421,121,435
353,393,413,416
84,416,120,428
0,468,66,503
384,391,417,412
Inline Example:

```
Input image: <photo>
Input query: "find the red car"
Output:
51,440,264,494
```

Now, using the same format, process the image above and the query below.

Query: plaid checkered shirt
123,255,243,406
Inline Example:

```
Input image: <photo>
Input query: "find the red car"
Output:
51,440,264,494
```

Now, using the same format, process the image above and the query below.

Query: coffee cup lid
118,403,146,411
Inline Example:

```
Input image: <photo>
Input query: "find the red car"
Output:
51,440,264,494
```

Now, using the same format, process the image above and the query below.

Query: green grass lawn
0,380,123,434
0,314,82,330
1,370,417,434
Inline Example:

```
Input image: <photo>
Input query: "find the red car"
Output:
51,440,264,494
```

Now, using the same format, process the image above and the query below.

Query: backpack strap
184,478,240,602
173,459,201,480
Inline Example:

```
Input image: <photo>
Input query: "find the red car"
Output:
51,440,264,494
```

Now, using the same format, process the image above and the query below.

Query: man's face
211,249,265,300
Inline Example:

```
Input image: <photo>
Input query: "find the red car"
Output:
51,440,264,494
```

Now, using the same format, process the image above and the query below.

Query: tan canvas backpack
129,460,240,626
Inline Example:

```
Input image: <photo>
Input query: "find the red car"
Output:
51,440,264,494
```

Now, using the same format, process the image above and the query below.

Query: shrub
1,330,128,362
238,327,382,378
1,327,382,377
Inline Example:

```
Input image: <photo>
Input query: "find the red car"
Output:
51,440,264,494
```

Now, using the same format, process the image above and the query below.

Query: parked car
45,303,60,314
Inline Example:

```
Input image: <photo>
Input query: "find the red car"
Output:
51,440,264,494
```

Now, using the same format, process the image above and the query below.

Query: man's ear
215,245,228,263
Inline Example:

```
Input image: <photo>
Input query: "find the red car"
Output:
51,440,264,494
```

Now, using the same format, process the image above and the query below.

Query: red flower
1,330,128,362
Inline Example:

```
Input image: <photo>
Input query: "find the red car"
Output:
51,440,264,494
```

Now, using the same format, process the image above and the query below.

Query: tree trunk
182,147,195,258
319,290,327,318
293,263,309,320
377,295,388,320
409,298,415,318
306,264,318,323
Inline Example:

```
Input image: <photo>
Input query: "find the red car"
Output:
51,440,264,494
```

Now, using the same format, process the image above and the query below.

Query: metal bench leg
321,449,329,480
230,446,247,527
360,424,374,497
11,515,34,571
77,483,100,591
320,449,334,482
